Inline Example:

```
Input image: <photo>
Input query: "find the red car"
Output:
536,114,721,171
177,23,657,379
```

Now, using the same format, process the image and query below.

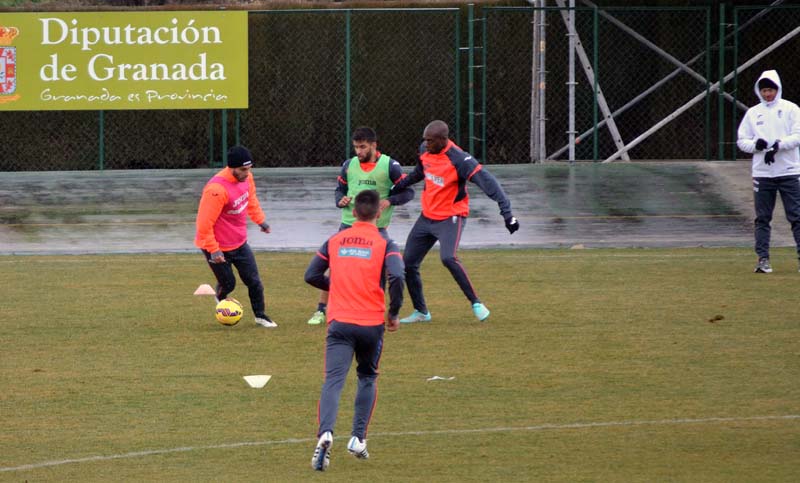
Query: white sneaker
347,436,369,459
472,302,490,321
311,431,333,471
399,310,431,324
754,257,772,273
255,317,278,328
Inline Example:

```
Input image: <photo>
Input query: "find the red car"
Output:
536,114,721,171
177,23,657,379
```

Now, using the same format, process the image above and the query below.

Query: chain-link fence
0,8,458,171
483,5,711,162
242,9,458,168
729,5,800,161
1,4,799,170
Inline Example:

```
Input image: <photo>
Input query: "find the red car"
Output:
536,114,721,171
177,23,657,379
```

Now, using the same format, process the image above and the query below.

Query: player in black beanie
227,145,253,168
195,145,277,327
757,77,778,91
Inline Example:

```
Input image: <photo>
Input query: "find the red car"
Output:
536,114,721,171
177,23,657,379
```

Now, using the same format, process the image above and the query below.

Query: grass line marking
3,414,798,473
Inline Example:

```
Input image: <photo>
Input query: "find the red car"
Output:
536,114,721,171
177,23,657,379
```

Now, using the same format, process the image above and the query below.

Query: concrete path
0,161,783,255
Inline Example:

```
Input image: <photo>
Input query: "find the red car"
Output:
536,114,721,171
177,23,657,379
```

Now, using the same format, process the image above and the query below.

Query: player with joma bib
306,127,414,326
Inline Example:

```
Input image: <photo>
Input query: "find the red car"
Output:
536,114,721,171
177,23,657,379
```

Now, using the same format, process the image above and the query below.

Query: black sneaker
754,258,772,273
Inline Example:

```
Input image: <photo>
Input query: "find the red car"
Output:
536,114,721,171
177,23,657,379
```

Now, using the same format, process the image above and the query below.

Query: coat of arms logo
0,26,20,99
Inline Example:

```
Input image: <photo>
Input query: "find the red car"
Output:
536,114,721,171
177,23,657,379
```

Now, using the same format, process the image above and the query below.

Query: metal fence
481,5,712,163
0,3,798,170
0,8,459,171
727,4,800,161
241,9,458,168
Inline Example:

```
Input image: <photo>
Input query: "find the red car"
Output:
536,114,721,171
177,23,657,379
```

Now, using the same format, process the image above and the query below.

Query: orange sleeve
246,173,267,225
195,182,227,253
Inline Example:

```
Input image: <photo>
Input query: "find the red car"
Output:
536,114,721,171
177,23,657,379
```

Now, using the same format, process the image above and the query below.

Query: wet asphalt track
0,162,783,255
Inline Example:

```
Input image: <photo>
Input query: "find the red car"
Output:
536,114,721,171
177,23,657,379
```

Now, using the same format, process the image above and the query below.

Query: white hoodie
737,70,800,178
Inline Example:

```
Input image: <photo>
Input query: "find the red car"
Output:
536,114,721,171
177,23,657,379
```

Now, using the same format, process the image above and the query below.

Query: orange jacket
194,168,266,253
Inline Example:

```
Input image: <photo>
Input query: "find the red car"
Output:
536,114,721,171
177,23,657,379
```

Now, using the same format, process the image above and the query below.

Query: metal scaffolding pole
530,2,540,162
537,0,547,161
527,0,548,162
555,0,629,160
568,0,576,162
602,23,800,163
548,0,783,160
583,0,746,111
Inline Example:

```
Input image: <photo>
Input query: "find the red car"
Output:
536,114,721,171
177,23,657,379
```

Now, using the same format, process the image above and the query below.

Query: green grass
1,248,799,481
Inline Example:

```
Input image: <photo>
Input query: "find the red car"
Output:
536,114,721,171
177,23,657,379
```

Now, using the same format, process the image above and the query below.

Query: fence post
530,5,540,163
208,110,215,167
731,7,740,161
717,2,726,160
482,6,488,163
705,7,712,161
567,0,576,163
235,110,241,147
592,5,599,161
468,4,475,155
455,7,461,146
344,9,352,159
98,110,105,171
222,109,228,166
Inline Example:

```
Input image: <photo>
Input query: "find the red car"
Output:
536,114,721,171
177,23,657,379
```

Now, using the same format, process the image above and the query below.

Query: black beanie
227,146,253,168
758,78,778,90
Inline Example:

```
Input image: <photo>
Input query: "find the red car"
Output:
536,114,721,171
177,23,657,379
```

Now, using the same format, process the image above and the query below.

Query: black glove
259,222,270,233
765,149,776,165
771,140,780,152
504,216,520,234
755,138,768,151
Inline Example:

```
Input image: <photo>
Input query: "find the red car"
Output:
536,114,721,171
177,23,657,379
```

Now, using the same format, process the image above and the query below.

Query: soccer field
2,248,799,481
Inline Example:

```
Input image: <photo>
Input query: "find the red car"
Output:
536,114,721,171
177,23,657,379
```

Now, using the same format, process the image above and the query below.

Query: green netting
242,11,347,168
2,5,798,171
0,8,457,171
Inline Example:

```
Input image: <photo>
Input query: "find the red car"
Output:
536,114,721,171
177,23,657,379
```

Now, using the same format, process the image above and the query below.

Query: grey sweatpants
753,175,800,258
317,320,384,440
403,214,479,313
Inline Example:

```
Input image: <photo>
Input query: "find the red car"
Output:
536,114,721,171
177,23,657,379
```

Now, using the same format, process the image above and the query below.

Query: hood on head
755,70,782,104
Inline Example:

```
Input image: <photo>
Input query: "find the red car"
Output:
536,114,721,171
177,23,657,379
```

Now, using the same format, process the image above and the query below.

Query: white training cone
243,375,272,388
194,284,216,296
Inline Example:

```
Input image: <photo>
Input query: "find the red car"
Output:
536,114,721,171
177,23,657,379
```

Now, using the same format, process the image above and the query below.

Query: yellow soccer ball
215,298,244,326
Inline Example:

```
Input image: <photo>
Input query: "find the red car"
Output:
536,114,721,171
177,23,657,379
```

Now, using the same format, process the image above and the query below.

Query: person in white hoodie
737,70,800,273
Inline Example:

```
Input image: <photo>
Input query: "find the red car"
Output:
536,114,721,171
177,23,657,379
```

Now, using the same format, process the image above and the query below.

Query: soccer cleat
754,258,773,273
472,302,490,321
307,310,326,326
399,310,431,324
311,431,333,471
255,317,278,328
347,436,369,459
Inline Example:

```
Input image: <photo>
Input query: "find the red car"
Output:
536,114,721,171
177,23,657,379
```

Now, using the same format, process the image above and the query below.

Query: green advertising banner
0,11,247,110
